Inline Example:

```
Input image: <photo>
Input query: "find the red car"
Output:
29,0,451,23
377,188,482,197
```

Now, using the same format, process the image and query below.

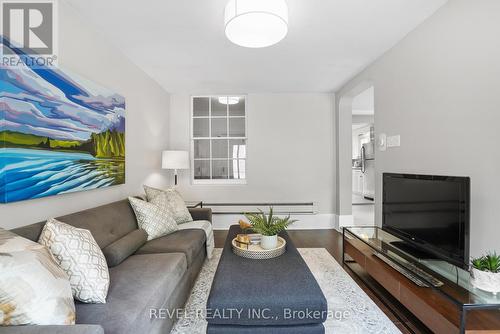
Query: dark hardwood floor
214,229,431,334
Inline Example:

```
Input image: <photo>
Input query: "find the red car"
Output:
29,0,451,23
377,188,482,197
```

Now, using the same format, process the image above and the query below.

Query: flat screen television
382,173,470,269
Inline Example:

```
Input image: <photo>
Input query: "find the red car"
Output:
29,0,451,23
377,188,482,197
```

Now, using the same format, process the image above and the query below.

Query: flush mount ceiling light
224,0,289,48
218,96,239,105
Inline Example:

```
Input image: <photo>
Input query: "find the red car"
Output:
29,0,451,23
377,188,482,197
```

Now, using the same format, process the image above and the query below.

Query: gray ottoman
206,225,327,333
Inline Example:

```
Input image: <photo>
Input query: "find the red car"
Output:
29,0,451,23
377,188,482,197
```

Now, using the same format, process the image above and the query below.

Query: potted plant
244,208,297,250
471,252,500,294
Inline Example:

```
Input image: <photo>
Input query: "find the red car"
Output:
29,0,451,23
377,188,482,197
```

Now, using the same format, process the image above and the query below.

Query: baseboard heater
203,202,317,215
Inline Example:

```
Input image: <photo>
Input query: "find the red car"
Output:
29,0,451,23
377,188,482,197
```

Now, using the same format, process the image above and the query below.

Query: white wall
352,115,374,124
0,2,171,229
336,0,500,256
169,93,336,229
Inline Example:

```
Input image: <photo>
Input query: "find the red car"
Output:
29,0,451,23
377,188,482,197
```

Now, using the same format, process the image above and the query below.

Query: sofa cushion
75,253,187,334
101,229,148,267
0,228,75,326
10,200,139,247
38,219,110,304
136,229,206,267
55,200,139,249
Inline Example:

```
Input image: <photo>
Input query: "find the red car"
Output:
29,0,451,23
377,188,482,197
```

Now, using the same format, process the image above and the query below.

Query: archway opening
336,81,375,229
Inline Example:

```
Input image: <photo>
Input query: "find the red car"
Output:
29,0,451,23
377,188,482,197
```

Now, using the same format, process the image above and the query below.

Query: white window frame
191,95,248,185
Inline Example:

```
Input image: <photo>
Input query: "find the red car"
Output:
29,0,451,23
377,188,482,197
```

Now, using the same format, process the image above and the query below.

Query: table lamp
162,150,190,185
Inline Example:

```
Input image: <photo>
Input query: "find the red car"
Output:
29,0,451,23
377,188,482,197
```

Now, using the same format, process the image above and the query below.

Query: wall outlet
387,135,401,147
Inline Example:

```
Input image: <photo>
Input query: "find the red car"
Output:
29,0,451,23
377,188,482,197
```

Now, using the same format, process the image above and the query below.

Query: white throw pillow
144,185,193,224
38,219,110,304
128,197,179,240
0,228,75,325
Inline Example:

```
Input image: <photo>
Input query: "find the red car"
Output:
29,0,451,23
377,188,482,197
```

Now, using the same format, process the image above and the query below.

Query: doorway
351,87,375,226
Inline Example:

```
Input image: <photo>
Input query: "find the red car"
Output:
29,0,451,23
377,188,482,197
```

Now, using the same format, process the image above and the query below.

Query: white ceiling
66,0,447,94
352,86,374,115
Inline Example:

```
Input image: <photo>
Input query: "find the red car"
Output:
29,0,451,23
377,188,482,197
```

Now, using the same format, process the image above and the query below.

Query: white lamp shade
162,151,190,170
224,0,288,48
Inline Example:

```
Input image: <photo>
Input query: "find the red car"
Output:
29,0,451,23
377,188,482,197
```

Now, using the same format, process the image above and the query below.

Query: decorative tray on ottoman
232,236,286,260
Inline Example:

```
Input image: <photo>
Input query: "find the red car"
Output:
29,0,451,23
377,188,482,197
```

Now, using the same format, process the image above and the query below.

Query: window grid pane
193,96,246,181
230,159,246,179
194,139,210,159
193,97,209,117
229,97,245,116
211,118,228,137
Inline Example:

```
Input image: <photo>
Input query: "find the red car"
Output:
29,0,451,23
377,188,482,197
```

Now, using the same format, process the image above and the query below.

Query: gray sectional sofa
1,199,212,334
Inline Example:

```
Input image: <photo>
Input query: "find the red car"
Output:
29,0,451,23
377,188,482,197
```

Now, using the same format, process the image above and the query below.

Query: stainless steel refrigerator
360,141,375,200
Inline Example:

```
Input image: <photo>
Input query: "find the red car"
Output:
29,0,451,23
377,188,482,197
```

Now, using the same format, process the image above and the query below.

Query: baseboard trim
212,213,337,230
335,215,353,232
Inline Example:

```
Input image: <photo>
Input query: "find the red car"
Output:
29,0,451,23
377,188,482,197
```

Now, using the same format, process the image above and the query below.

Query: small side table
185,201,203,208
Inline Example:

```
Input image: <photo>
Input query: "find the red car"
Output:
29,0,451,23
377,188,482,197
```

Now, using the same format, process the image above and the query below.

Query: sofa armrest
0,325,104,334
189,208,212,223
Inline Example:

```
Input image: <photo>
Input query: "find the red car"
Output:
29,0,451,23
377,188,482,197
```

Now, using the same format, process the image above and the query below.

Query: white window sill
192,179,247,185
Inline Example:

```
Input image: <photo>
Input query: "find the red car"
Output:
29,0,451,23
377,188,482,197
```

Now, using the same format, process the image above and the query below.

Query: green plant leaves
471,252,500,273
243,207,297,236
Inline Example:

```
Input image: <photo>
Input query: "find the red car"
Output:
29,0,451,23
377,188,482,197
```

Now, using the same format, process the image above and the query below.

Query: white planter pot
260,235,278,250
471,268,500,294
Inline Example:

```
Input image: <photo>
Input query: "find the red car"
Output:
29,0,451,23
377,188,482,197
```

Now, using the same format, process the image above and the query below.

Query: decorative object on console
38,219,110,304
244,207,296,250
471,252,500,294
0,228,75,326
144,185,193,224
128,197,179,241
0,41,125,203
162,150,190,185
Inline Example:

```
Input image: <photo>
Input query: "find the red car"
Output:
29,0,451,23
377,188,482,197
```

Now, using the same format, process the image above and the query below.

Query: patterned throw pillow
0,228,75,325
144,185,193,224
38,219,110,304
128,197,179,240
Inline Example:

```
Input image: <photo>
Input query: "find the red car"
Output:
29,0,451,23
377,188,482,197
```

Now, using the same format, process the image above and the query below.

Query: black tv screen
382,173,470,268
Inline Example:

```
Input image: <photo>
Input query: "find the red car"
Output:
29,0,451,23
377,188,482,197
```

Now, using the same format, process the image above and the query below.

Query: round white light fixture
218,96,239,105
224,0,288,48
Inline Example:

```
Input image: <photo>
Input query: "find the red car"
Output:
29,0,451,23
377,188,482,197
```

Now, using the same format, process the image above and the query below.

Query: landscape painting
0,40,125,203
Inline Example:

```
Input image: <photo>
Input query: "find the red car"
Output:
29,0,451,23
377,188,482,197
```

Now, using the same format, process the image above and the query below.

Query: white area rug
171,248,401,334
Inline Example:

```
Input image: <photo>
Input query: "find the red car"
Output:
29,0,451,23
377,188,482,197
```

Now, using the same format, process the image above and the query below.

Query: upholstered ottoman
206,225,327,333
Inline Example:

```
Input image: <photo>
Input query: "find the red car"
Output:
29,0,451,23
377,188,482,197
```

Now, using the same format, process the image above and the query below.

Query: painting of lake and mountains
0,41,125,203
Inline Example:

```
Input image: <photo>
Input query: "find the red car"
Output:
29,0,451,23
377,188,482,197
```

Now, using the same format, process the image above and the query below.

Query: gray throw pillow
144,185,193,224
128,197,179,241
102,229,148,267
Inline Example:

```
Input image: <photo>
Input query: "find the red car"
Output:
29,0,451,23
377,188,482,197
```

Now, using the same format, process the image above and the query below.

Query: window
191,96,247,184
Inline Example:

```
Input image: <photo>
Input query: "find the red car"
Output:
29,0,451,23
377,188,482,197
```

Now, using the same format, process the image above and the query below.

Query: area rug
171,248,401,334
